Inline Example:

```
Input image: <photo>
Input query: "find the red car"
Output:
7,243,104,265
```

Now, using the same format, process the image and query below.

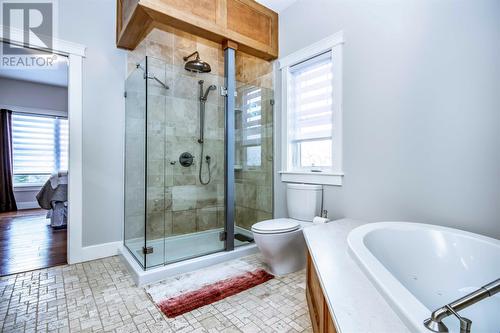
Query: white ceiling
256,0,298,12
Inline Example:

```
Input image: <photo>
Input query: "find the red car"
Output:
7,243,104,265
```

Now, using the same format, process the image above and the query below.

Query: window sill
279,171,344,186
14,184,44,191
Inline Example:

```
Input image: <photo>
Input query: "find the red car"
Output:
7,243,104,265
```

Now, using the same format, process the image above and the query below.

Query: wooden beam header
116,0,278,60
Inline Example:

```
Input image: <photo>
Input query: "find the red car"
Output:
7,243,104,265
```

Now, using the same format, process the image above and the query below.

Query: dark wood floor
0,209,67,276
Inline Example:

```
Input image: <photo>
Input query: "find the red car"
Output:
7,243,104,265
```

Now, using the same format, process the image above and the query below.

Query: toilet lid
251,218,300,234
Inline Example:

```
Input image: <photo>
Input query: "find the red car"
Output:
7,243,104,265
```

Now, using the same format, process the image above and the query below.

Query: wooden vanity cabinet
306,250,337,333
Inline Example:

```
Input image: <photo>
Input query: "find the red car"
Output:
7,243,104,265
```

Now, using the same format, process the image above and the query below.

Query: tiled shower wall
126,27,273,240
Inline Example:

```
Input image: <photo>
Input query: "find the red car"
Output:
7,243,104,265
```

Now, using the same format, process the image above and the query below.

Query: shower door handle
220,87,237,97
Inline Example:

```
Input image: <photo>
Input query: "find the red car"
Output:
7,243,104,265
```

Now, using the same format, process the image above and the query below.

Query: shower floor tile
0,254,312,333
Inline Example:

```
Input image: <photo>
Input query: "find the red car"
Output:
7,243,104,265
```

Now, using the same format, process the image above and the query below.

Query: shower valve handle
179,152,194,167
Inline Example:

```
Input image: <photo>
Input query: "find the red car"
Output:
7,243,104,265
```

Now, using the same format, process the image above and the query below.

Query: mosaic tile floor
0,255,312,333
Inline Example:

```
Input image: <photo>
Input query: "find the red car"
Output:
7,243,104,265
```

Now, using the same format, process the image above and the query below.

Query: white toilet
251,184,323,275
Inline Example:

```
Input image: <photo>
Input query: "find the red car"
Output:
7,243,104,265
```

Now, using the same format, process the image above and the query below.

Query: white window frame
279,31,344,186
241,86,263,170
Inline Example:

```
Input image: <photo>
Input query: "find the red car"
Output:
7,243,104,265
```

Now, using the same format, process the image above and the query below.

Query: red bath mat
156,268,274,318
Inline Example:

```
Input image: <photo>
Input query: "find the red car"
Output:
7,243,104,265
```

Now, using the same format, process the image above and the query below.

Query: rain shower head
183,51,211,73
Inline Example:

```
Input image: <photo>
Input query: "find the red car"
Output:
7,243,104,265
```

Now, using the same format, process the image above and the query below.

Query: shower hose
199,141,211,185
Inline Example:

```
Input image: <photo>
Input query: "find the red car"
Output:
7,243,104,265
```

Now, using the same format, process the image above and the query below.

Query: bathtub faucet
423,278,500,333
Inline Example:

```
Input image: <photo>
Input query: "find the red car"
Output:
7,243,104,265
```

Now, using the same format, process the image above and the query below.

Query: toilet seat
251,218,300,234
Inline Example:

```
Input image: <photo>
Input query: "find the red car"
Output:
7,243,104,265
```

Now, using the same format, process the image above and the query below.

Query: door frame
0,25,86,264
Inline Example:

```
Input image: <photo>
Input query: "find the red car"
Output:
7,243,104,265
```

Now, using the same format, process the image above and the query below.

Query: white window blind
12,113,68,185
288,51,333,169
242,87,262,167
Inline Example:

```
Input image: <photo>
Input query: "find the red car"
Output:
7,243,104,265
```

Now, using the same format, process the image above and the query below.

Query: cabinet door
306,251,337,333
306,252,324,332
325,312,337,333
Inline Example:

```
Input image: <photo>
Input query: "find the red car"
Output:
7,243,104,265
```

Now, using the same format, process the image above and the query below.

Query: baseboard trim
72,241,122,264
16,201,41,210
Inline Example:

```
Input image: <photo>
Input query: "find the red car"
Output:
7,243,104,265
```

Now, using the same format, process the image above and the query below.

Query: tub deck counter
302,218,409,333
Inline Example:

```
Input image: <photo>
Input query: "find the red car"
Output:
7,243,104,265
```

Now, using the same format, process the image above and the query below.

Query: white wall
278,0,500,239
56,0,126,246
0,77,67,112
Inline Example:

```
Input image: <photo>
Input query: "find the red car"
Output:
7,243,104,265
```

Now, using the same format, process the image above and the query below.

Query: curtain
0,109,17,212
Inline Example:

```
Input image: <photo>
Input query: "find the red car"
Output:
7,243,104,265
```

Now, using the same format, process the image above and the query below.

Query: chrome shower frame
223,46,236,251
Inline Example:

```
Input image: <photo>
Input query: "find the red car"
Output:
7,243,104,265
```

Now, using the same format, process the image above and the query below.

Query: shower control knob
179,152,194,167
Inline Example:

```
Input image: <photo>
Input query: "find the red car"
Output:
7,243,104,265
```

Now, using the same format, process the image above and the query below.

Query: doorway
0,42,69,275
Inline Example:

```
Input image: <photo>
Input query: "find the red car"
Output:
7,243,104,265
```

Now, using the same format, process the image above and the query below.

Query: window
289,52,333,170
242,87,262,169
280,31,343,185
12,113,68,186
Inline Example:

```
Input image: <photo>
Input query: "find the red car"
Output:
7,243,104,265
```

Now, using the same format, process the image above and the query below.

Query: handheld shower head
202,85,217,101
198,80,216,101
183,51,211,73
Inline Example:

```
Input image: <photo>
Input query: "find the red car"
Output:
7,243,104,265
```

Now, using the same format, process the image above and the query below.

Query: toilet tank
286,184,323,221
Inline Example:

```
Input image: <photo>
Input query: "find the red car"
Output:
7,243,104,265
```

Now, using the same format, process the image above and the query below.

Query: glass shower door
145,56,167,269
124,59,147,268
234,84,274,245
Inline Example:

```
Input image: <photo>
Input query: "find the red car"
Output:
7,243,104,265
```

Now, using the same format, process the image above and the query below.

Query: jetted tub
348,222,500,333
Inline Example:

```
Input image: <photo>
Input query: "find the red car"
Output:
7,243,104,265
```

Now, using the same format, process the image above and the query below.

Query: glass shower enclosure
124,52,273,270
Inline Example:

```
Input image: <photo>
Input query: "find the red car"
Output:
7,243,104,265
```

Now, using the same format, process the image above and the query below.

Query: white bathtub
348,222,500,333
